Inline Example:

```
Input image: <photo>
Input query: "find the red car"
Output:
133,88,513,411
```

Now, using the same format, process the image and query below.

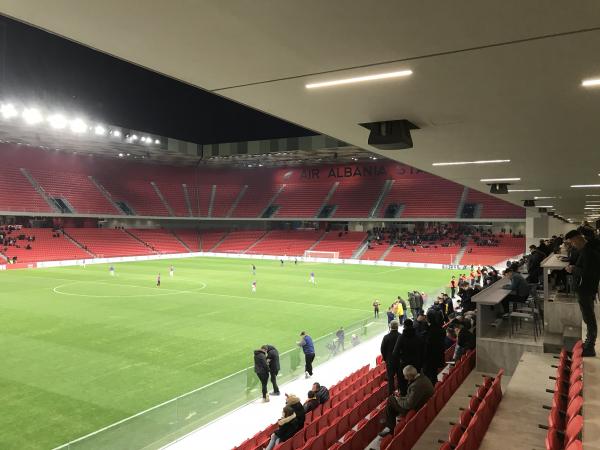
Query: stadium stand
154,182,190,217
128,229,189,254
459,235,525,266
274,183,333,218
360,242,392,261
1,228,89,263
212,230,267,253
65,228,154,257
0,167,52,213
309,231,366,259
328,178,385,218
212,185,243,217
246,230,324,256
464,189,526,219
98,178,170,216
385,240,460,264
232,184,283,218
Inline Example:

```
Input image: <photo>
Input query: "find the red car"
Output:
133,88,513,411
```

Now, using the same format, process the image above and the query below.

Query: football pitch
0,257,455,450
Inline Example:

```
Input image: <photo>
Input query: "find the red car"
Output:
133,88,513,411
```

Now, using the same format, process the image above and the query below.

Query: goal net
304,250,340,259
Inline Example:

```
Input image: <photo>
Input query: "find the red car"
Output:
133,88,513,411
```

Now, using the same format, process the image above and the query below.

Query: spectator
264,405,299,450
526,245,545,284
261,344,280,396
380,320,401,394
309,382,330,404
445,328,457,350
336,326,345,351
501,268,530,315
565,229,600,357
378,365,434,437
253,348,270,402
297,331,315,378
396,296,408,325
351,333,360,347
423,310,445,386
414,314,430,338
285,394,305,428
386,306,395,325
303,390,319,413
373,299,381,318
453,320,476,361
392,319,424,395
407,291,418,319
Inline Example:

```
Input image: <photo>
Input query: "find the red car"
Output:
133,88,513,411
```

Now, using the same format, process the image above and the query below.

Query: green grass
0,257,454,450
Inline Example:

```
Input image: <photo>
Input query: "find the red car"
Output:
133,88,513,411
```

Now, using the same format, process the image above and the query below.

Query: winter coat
423,324,445,373
253,350,269,376
286,395,306,428
571,238,600,296
392,325,424,370
274,413,299,441
264,344,280,374
380,329,400,366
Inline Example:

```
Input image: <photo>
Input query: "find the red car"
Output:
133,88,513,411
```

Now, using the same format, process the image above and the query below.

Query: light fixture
0,103,18,119
537,205,555,208
22,108,43,125
140,137,146,142
534,196,559,200
582,78,600,87
111,130,122,137
508,189,540,192
585,207,600,210
480,178,520,182
118,152,124,157
94,125,106,135
131,134,138,141
154,139,160,144
585,194,600,197
47,114,68,129
143,136,152,143
306,69,412,89
432,159,510,166
571,184,600,188
70,118,88,133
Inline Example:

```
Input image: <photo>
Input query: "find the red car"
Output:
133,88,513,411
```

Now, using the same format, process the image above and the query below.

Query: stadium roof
2,2,600,220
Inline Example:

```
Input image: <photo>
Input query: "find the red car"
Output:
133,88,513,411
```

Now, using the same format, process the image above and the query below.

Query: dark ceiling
0,15,316,145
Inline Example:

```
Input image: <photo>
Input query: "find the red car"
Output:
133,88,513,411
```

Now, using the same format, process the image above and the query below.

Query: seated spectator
444,328,457,349
501,268,530,315
285,394,305,428
303,390,319,413
453,320,476,361
308,382,330,404
378,365,434,437
264,405,299,450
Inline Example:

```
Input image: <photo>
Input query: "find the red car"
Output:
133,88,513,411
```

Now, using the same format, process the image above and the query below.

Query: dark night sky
0,15,315,145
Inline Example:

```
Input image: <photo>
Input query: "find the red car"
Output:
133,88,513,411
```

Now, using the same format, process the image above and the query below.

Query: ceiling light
582,78,600,87
22,108,43,125
585,194,600,197
432,159,510,166
154,139,160,144
140,137,146,142
585,207,600,210
534,196,558,200
537,205,554,208
306,69,412,89
70,118,88,133
47,114,67,129
0,103,18,119
94,125,106,135
508,189,540,192
480,178,520,182
118,153,124,157
111,130,122,137
571,184,600,188
131,134,138,141
143,136,152,143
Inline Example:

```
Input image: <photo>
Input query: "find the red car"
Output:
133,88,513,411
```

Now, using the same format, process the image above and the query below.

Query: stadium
0,3,598,450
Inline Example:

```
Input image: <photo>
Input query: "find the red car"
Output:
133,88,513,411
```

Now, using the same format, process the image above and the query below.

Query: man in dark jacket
566,229,600,357
297,331,315,378
309,382,330,404
303,390,319,413
380,320,401,394
392,319,424,395
262,344,280,396
526,245,546,284
453,320,476,361
413,291,424,316
501,268,531,314
423,311,445,386
378,365,434,436
253,348,270,402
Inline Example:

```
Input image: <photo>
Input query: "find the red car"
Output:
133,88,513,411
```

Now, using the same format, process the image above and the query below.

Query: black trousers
270,370,280,394
578,293,597,346
396,366,408,396
385,363,398,395
374,308,379,318
257,372,269,398
451,287,456,298
384,395,408,431
501,294,528,314
305,353,315,375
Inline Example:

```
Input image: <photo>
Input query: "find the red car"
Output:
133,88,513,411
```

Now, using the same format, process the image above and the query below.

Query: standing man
336,326,345,351
156,273,161,287
408,291,418,319
252,264,256,275
297,331,315,378
373,299,381,318
450,276,457,299
565,229,600,357
253,347,270,402
397,296,408,325
169,265,174,278
381,320,401,394
262,344,281,396
414,291,425,317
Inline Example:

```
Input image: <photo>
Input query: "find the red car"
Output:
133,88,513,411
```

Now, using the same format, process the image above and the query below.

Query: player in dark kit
157,273,161,287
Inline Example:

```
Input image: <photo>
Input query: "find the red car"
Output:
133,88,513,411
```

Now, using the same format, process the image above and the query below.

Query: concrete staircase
151,181,175,216
306,232,327,251
243,231,270,254
169,229,192,252
205,231,230,252
89,176,122,214
351,238,370,259
260,184,286,217
182,184,193,216
208,185,216,217
20,168,60,212
123,229,157,253
62,230,97,257
316,182,339,217
227,185,248,218
370,179,394,217
379,243,396,261
452,244,469,265
456,186,470,218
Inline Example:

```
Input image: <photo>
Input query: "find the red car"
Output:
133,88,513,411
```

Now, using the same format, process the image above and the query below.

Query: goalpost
304,250,340,259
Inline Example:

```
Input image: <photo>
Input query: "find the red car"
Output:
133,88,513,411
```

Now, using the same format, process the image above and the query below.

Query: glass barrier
55,316,390,450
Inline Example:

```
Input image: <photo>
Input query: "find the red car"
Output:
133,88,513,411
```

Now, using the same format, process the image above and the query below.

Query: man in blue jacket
297,331,315,378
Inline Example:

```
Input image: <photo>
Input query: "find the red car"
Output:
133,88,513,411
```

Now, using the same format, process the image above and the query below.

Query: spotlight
70,118,88,133
131,134,138,141
140,137,146,142
94,125,106,135
143,136,152,144
22,108,43,125
154,139,160,144
48,114,68,129
111,130,122,137
489,183,509,194
0,103,18,119
118,152,124,157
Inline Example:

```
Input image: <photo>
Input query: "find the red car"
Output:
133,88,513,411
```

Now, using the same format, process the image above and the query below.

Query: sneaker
263,394,270,403
582,346,596,357
271,391,281,396
305,371,310,379
378,428,391,437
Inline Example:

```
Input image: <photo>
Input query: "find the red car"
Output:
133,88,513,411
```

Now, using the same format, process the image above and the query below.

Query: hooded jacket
392,325,424,369
285,394,306,428
571,238,600,296
253,350,269,376
264,344,280,374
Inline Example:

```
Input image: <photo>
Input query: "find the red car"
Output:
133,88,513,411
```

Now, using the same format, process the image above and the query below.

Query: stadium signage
300,165,387,180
